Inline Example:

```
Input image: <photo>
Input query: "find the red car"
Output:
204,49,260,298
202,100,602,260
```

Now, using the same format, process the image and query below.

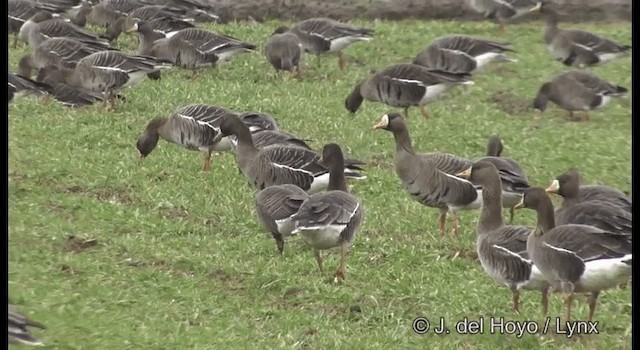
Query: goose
461,160,550,314
413,35,516,74
50,83,126,107
9,0,61,48
255,184,310,254
136,104,237,171
537,3,631,67
546,169,631,212
36,50,169,108
345,63,473,119
532,70,627,121
8,304,46,346
8,73,50,103
514,187,632,321
247,130,313,150
469,0,541,33
265,27,303,76
474,135,529,223
372,112,482,237
17,37,108,78
19,11,111,49
72,1,123,29
283,17,373,70
167,27,257,64
237,112,280,132
211,115,366,194
291,143,365,282
138,0,220,22
99,0,145,15
105,6,194,41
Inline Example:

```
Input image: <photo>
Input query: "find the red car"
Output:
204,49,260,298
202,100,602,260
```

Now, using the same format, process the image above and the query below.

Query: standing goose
19,11,111,49
291,143,365,281
345,63,473,119
538,3,631,67
474,135,529,223
247,130,313,150
136,104,237,171
8,304,46,346
36,50,169,108
17,37,108,78
413,35,517,74
237,112,280,132
8,73,50,103
469,0,541,33
255,184,310,255
284,17,373,70
264,26,303,76
373,113,482,237
546,169,631,212
515,187,632,321
211,115,366,194
533,70,627,121
457,160,550,314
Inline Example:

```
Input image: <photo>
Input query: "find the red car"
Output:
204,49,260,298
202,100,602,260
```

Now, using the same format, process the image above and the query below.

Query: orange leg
541,289,549,316
438,211,447,237
564,293,574,322
337,51,346,70
512,289,520,314
314,249,324,275
587,292,599,322
203,151,212,172
419,105,430,119
583,112,591,122
334,241,348,281
450,212,459,237
499,23,505,34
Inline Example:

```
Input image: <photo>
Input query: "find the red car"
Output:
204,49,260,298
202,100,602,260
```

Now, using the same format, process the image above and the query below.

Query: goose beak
126,23,139,33
455,167,472,179
372,114,390,129
513,200,525,210
545,179,560,193
528,2,542,12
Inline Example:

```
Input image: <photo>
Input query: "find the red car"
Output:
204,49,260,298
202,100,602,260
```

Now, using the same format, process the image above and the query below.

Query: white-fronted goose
9,0,64,48
230,129,313,151
533,70,627,121
515,187,632,321
462,160,550,314
8,73,50,103
104,6,194,41
212,115,366,194
413,35,516,74
100,0,145,15
373,113,482,237
284,17,373,70
51,83,126,107
538,3,631,67
138,0,219,22
469,0,541,33
547,169,631,212
291,143,365,281
137,104,237,171
19,11,110,49
167,27,257,64
265,27,303,76
36,50,168,108
237,112,280,132
17,37,107,77
255,184,310,254
345,63,474,119
8,304,46,346
474,135,529,223
73,1,122,29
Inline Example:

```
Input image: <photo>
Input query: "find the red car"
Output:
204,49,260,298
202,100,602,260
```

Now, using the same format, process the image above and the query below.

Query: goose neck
477,176,504,233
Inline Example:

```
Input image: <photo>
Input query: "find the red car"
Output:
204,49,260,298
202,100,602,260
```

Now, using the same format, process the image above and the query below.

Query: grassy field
8,18,632,349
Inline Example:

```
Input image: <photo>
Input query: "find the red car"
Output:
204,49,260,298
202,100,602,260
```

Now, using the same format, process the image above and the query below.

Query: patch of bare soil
158,206,190,219
61,185,137,205
206,0,630,22
488,90,532,116
59,263,83,275
62,235,100,253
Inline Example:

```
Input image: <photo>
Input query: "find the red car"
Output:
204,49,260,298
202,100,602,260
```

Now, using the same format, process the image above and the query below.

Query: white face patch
132,22,138,31
548,179,560,192
380,114,389,127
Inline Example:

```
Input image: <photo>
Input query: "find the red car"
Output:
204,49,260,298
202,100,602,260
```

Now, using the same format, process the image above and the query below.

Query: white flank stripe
272,162,314,176
392,77,427,87
493,244,532,264
543,242,580,256
574,43,594,52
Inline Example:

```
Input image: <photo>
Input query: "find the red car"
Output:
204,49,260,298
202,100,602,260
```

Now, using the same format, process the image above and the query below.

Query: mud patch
488,90,532,116
62,185,137,205
59,263,83,275
158,205,190,219
62,235,100,253
447,248,478,261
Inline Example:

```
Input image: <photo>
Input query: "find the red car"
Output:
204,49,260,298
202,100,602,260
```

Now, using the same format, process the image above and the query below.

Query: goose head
486,135,503,157
546,168,581,198
345,81,364,114
136,117,167,158
532,82,552,113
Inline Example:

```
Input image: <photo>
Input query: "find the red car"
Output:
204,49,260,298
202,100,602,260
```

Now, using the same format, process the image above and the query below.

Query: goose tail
8,307,46,346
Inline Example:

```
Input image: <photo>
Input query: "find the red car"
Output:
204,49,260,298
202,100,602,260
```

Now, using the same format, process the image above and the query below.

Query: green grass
8,18,631,349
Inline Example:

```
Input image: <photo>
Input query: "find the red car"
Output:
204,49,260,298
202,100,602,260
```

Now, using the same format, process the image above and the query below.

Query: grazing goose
237,112,280,132
284,17,373,70
265,27,303,76
474,135,529,223
167,28,257,64
373,113,482,237
138,0,219,22
212,115,366,194
8,73,50,103
50,83,126,107
9,0,56,48
345,63,474,119
547,169,631,212
8,304,46,346
249,130,313,150
99,0,145,15
291,143,365,281
469,0,541,33
255,184,310,254
105,6,194,41
17,37,108,78
36,50,168,108
515,187,632,321
19,11,111,49
136,104,237,171
538,3,632,67
413,35,516,74
533,70,627,121
73,1,123,29
462,160,550,314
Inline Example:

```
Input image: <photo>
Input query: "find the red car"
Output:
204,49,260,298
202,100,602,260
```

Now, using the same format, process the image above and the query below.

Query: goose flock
7,0,631,345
